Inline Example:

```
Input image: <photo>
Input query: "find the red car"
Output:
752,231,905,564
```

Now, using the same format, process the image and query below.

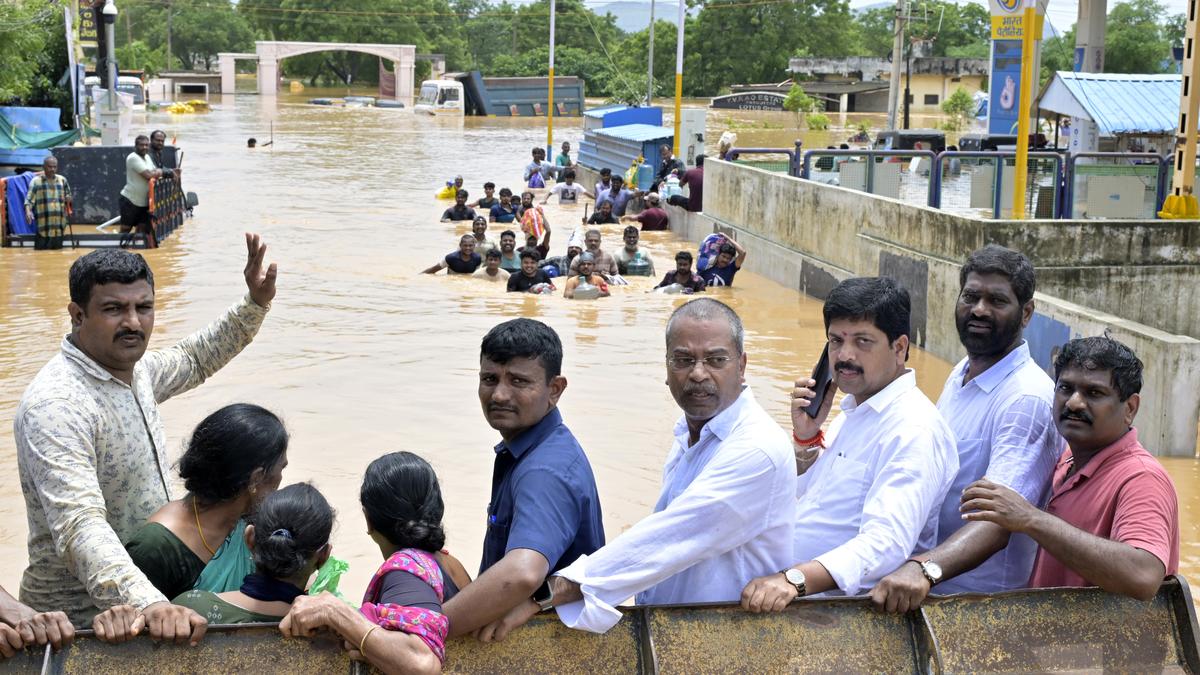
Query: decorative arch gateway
217,41,417,100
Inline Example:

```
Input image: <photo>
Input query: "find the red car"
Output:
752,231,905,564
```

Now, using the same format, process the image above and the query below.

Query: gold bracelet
359,625,380,654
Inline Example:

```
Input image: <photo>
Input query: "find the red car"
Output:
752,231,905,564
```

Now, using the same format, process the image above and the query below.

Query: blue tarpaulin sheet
4,172,36,235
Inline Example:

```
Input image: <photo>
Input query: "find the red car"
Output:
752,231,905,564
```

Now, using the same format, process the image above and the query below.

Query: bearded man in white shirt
742,276,958,610
869,245,1062,612
478,298,795,637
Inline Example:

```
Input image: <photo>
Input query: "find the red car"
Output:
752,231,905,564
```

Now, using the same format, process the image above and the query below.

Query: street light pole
547,0,555,157
672,0,684,157
103,0,118,112
903,40,911,129
647,0,656,105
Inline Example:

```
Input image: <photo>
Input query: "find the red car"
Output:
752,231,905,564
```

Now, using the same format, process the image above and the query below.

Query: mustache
965,314,995,328
1060,410,1093,424
683,383,718,397
114,330,145,342
487,404,518,414
834,361,863,375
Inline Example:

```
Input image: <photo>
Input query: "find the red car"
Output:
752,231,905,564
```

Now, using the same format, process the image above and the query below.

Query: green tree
854,1,990,58
169,1,254,70
783,83,817,113
1104,0,1173,73
0,0,53,102
941,86,974,130
115,41,168,77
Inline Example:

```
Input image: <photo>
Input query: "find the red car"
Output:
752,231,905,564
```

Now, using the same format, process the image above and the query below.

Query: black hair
499,187,512,197
823,277,911,351
623,225,639,236
948,145,959,151
500,230,516,240
675,250,693,262
361,452,446,553
179,404,289,505
456,189,469,199
484,182,495,189
150,129,166,140
611,174,624,184
718,243,736,256
1054,336,1143,401
485,248,501,259
564,169,576,180
251,482,335,580
135,134,150,143
960,244,1036,305
519,249,539,261
600,167,611,177
695,154,706,167
69,249,155,306
480,318,563,381
247,138,257,146
839,143,850,150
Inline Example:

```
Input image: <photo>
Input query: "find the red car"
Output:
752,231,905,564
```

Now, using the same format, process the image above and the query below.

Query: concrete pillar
397,48,415,100
839,93,849,112
258,57,278,96
1074,0,1107,72
219,54,236,94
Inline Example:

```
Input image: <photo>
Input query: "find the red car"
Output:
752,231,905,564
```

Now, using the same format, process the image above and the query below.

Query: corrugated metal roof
592,123,674,142
583,105,629,118
1039,72,1181,136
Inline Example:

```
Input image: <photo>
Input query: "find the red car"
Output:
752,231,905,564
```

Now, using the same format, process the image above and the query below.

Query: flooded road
0,92,1195,600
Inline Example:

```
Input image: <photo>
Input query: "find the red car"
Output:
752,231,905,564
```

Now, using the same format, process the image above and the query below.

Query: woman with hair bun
126,403,289,600
282,452,469,674
174,482,334,622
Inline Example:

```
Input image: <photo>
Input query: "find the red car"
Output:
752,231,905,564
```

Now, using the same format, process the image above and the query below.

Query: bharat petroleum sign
989,0,1044,40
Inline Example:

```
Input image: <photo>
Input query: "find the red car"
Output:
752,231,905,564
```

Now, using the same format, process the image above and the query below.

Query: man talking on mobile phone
741,277,959,610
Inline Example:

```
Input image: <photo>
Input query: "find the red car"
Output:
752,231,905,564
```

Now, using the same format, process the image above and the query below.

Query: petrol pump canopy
1038,71,1182,137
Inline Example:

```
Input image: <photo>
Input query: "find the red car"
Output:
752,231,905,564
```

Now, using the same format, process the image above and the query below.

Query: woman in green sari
126,403,289,599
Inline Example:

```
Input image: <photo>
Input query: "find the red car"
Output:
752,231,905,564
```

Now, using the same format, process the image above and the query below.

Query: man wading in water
14,235,277,639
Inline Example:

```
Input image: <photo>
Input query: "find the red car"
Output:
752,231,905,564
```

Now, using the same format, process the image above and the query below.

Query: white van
414,80,463,115
84,75,147,110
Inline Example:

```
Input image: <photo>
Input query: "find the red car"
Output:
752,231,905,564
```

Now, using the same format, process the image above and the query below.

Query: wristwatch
532,579,555,612
783,568,807,599
910,559,943,586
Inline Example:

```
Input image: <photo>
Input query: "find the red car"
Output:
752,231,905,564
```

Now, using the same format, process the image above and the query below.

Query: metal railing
1065,153,1168,220
931,151,1064,219
726,141,803,177
802,149,939,208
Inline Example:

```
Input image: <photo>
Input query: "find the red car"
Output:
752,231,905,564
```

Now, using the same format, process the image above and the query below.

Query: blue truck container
579,107,665,172
578,123,673,182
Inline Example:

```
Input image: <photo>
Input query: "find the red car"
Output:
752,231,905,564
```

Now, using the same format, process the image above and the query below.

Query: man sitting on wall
961,336,1180,601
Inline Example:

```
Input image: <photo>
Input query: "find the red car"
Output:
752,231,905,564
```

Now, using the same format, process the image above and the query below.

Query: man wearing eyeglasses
477,298,795,637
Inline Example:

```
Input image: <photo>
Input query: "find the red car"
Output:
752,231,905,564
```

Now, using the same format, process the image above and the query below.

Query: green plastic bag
310,555,354,606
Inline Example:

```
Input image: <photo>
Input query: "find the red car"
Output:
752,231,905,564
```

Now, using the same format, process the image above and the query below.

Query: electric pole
886,0,907,131
647,0,656,105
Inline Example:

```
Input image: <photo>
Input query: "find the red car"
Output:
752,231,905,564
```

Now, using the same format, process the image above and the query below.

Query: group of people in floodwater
0,164,1180,671
422,144,736,296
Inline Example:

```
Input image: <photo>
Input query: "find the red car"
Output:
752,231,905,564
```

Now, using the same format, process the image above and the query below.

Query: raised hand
244,232,278,308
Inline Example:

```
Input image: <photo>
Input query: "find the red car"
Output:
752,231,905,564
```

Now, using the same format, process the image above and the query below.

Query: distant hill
592,1,684,33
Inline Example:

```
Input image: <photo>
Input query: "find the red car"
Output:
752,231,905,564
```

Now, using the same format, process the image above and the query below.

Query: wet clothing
441,205,477,222
569,249,618,277
16,296,269,624
701,261,740,287
173,590,282,624
613,247,655,276
480,408,604,574
506,268,551,293
548,182,586,204
444,252,482,274
473,267,510,283
1028,428,1179,588
489,203,517,223
121,152,156,207
656,271,706,294
498,251,521,273
473,196,498,210
24,174,71,246
634,206,670,231
596,188,636,217
586,211,618,225
679,167,703,211
119,195,151,233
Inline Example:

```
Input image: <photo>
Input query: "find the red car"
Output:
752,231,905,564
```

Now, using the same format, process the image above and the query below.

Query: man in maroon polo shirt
958,336,1179,600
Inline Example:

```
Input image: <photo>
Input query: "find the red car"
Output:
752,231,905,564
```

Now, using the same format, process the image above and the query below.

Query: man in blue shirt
595,175,639,217
701,239,747,287
443,319,604,638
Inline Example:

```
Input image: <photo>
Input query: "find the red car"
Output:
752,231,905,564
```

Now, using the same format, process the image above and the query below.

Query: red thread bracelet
793,430,824,447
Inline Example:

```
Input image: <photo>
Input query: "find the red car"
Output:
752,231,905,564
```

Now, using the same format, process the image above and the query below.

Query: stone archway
219,41,417,100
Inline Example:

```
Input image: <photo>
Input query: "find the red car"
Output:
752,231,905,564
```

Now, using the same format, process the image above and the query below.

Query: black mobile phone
803,344,833,418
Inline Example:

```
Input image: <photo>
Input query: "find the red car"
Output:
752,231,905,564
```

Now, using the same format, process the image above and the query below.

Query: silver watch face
923,561,943,582
784,568,806,586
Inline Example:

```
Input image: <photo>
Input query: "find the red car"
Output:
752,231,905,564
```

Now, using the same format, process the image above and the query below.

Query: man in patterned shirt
23,156,72,250
14,233,277,642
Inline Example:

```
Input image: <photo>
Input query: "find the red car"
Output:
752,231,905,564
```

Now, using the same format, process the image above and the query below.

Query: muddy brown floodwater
0,90,1196,602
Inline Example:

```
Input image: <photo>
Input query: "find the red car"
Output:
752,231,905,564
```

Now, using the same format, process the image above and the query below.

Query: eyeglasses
667,355,733,371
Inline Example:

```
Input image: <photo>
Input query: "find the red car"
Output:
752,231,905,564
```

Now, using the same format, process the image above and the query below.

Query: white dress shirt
555,387,795,633
932,341,1063,594
794,370,958,595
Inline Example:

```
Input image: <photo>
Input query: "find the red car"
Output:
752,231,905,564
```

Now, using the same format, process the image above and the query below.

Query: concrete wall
703,158,1200,456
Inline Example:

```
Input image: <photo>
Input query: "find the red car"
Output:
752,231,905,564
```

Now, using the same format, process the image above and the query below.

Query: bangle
359,625,380,654
793,430,824,448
